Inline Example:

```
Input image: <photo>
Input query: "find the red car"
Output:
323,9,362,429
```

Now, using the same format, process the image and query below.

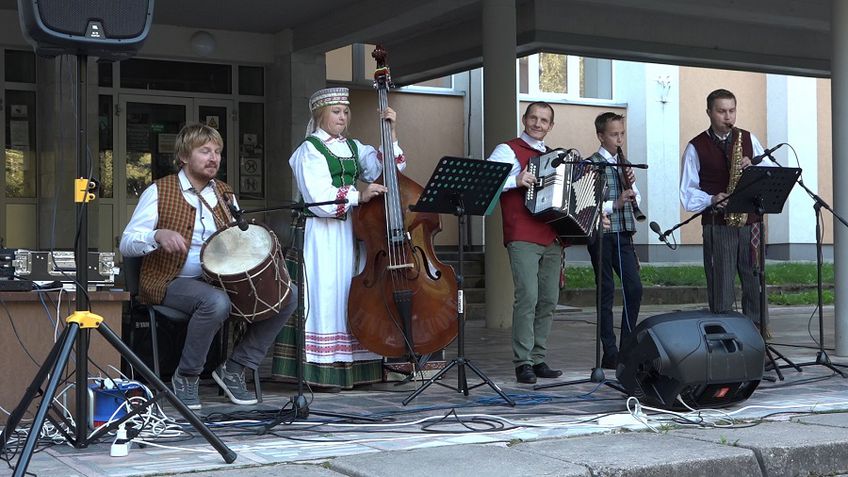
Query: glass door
114,95,191,249
110,95,234,252
196,100,234,185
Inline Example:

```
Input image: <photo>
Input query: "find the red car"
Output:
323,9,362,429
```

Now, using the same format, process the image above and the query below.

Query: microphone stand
534,157,644,392
227,198,378,431
790,178,848,376
651,170,773,248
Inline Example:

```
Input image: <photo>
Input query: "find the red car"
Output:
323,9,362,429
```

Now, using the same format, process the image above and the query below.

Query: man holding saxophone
679,89,776,323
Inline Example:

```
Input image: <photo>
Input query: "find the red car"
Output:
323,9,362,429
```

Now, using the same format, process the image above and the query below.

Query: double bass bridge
387,263,414,270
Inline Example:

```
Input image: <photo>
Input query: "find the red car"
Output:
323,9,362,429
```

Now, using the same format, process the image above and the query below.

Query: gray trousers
702,224,760,322
162,277,296,375
507,241,563,367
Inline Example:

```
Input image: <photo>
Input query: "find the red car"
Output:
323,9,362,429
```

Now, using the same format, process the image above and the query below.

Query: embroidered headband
309,87,350,112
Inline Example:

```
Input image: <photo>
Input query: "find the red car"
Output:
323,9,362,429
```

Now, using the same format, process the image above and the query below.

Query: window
238,66,264,96
5,50,36,84
121,59,232,94
518,53,611,100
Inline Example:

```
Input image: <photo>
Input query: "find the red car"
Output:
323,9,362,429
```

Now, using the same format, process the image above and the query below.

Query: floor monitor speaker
616,310,764,410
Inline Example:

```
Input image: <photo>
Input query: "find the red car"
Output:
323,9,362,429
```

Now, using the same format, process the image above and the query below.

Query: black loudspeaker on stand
17,0,154,60
402,156,515,407
0,55,237,477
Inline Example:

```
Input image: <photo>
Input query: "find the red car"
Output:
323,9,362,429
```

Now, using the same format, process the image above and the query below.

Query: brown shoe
532,362,562,378
515,364,537,384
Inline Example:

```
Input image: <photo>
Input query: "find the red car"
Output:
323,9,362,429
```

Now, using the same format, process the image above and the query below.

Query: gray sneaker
171,370,201,410
212,363,258,405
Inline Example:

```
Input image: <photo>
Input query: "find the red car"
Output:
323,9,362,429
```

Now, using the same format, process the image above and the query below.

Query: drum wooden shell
200,223,292,323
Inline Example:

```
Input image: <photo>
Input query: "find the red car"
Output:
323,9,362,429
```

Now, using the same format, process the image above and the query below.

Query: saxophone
724,128,747,227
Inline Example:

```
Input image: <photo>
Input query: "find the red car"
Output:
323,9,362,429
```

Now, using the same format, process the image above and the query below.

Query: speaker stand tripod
401,156,515,406
0,55,235,477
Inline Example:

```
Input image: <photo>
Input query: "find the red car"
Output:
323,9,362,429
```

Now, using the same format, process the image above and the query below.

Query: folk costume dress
272,127,406,388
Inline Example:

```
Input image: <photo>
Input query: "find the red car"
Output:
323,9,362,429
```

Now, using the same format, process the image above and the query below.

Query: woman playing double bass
272,87,406,390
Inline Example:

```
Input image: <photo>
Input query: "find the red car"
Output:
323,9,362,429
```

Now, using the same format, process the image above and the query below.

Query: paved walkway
6,304,848,477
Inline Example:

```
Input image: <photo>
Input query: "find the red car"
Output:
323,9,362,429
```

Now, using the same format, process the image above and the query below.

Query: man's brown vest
139,174,233,304
690,129,758,226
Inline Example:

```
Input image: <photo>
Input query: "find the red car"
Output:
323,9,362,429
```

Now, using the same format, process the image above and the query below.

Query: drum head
203,224,274,275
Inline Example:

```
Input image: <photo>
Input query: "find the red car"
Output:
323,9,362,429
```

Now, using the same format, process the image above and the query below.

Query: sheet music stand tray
402,156,515,406
725,166,800,216
725,166,801,379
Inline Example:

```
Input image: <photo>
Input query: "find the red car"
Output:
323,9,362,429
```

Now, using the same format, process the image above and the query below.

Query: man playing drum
120,123,296,410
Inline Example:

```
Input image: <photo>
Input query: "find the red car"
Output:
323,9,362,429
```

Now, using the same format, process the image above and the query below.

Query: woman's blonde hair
309,104,351,137
174,123,223,167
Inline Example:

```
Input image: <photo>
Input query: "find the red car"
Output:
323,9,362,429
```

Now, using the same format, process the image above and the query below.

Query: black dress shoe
515,364,537,384
532,362,563,378
600,354,618,370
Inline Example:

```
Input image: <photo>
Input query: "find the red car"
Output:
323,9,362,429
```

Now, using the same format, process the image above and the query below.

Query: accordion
524,149,603,242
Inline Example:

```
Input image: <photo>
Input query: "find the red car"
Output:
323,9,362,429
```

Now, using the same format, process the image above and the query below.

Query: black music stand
724,166,801,379
0,56,236,477
402,156,515,406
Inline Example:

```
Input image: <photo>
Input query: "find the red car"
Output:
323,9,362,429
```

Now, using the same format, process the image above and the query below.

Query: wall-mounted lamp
656,75,672,104
190,30,216,57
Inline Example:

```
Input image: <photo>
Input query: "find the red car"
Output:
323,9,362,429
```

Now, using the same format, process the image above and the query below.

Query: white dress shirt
119,169,236,278
289,128,403,217
487,132,547,191
679,129,775,213
596,146,642,216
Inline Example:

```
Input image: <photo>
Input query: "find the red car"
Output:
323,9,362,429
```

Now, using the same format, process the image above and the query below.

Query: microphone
226,199,249,231
649,221,667,244
751,143,785,164
548,149,568,168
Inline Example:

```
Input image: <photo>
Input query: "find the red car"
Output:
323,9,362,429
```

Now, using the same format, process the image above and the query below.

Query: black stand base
533,367,626,394
763,343,802,382
402,356,515,406
793,351,848,377
0,321,236,476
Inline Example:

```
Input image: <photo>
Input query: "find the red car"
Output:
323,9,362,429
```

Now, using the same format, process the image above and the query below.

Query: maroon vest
499,138,558,246
690,129,758,226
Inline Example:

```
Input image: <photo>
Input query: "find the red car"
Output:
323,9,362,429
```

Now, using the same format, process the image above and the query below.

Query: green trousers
507,240,563,367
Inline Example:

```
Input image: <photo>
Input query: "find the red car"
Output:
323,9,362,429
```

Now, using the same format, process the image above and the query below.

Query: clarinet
616,146,646,222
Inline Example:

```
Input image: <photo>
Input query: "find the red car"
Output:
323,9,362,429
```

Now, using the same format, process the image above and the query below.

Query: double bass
347,46,458,358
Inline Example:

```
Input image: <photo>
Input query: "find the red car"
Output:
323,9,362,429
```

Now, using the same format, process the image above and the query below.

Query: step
441,259,484,276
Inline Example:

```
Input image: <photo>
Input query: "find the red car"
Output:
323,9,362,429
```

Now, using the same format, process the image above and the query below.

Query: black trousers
588,231,643,357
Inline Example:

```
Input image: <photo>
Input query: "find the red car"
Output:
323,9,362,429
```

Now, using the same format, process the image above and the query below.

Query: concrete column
265,30,326,233
833,2,848,356
613,61,681,261
455,68,486,246
37,55,100,250
482,0,517,330
766,75,817,258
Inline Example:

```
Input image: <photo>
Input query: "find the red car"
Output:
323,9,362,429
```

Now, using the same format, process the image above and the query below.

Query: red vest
499,138,558,246
690,129,758,226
